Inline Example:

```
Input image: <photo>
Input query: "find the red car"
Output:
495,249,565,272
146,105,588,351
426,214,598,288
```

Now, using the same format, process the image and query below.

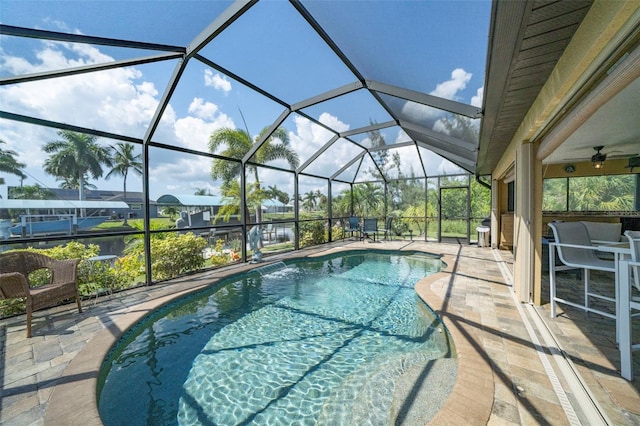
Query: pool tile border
415,252,494,425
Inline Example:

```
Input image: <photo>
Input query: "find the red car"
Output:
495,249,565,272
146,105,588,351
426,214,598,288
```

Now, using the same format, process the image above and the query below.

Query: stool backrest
548,222,601,267
624,230,640,291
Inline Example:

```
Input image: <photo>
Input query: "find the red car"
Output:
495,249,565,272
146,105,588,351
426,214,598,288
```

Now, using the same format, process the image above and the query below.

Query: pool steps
318,351,455,424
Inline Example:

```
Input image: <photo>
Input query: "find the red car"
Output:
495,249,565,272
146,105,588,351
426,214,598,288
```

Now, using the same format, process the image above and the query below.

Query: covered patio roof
0,199,129,210
478,1,640,176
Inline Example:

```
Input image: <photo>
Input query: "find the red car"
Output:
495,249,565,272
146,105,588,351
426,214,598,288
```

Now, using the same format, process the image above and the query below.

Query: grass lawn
96,217,175,231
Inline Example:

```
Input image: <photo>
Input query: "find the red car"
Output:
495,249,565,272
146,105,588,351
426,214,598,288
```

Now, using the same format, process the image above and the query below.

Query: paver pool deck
1,240,639,425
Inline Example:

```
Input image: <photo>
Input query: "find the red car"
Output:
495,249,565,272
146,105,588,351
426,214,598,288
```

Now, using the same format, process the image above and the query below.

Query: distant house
6,187,158,219
262,199,291,214
155,194,226,228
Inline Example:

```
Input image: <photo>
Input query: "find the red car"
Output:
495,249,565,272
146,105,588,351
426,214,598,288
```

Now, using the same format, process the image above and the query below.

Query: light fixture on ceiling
625,155,640,173
591,146,607,169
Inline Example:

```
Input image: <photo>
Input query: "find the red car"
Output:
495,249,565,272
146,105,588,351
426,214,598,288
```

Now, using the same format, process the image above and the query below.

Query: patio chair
344,216,360,240
361,218,379,242
0,251,82,338
380,216,394,241
623,230,640,292
618,231,640,380
548,222,615,320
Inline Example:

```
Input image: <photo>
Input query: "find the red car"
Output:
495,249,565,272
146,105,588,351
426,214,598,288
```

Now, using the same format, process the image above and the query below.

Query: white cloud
0,38,239,199
204,69,232,93
288,112,356,177
1,41,159,139
431,68,472,100
148,155,220,199
471,86,484,108
400,68,474,128
432,119,450,135
419,149,464,175
188,98,219,120
174,112,234,152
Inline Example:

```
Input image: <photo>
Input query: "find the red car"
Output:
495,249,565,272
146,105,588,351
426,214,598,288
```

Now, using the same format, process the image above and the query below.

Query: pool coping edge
44,246,494,425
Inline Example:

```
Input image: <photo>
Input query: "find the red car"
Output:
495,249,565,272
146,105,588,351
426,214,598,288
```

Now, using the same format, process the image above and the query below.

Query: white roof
155,194,224,206
1,200,129,209
262,199,287,207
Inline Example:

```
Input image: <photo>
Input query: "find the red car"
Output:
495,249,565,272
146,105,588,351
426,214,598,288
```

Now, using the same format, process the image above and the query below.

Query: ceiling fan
561,145,626,167
591,146,607,169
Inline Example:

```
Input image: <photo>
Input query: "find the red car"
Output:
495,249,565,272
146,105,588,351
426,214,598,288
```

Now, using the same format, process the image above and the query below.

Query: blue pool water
98,251,454,425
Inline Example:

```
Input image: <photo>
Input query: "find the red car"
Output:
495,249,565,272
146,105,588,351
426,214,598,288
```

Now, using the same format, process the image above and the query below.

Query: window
542,178,568,211
543,174,636,212
507,181,514,212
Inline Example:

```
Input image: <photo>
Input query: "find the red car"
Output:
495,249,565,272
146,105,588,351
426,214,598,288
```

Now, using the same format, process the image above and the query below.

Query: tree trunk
122,174,128,225
79,172,86,217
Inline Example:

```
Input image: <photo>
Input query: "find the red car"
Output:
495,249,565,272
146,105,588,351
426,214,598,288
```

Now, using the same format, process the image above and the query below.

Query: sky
0,0,491,202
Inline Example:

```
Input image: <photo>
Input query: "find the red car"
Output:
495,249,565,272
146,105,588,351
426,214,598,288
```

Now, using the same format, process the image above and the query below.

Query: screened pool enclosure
1,1,492,291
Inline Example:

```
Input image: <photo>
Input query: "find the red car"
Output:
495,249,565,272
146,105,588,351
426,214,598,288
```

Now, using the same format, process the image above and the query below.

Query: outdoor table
87,254,118,268
86,255,118,302
88,254,118,262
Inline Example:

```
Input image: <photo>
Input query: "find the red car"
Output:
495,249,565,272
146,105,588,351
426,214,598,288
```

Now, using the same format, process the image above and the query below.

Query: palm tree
332,192,351,217
315,190,327,212
194,188,212,196
57,174,98,190
352,183,384,217
0,140,26,187
43,131,113,205
8,184,53,200
105,142,142,202
302,191,317,211
265,184,289,205
209,126,299,221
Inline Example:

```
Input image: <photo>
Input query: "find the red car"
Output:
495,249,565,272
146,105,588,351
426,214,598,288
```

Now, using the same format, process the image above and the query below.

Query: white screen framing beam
242,109,290,164
0,53,182,86
0,111,141,144
0,24,185,53
367,80,482,119
367,141,416,152
400,120,478,154
340,120,397,138
331,151,366,181
291,81,364,111
298,135,339,173
143,59,188,144
415,140,475,172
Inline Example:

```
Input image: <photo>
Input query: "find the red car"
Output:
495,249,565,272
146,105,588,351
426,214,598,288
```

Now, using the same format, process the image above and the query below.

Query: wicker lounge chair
0,251,82,337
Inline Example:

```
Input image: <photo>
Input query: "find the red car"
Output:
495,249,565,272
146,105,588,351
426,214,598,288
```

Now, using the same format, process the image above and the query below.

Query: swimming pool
98,250,455,425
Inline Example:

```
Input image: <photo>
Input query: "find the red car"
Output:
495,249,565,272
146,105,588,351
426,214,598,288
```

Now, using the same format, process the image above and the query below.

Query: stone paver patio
1,240,639,425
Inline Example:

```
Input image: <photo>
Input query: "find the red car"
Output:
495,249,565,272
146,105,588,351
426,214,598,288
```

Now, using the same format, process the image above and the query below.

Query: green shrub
205,239,241,267
148,232,207,281
299,220,326,248
331,223,345,241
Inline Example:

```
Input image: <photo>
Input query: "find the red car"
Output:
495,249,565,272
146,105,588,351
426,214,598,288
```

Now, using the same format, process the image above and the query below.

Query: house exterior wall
489,0,639,305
